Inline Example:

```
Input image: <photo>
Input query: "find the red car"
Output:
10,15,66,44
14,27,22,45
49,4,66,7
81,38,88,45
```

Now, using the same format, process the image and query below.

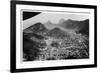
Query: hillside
59,19,89,35
23,20,89,61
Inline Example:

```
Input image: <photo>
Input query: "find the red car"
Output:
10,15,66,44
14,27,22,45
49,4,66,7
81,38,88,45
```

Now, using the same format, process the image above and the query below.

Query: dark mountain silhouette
24,22,48,34
77,19,89,35
59,19,89,35
23,23,48,61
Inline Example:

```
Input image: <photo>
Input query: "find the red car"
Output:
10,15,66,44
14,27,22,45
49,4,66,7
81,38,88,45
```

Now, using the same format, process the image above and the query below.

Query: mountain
77,19,89,35
23,22,48,34
23,19,89,40
44,21,59,29
46,27,70,39
59,19,89,35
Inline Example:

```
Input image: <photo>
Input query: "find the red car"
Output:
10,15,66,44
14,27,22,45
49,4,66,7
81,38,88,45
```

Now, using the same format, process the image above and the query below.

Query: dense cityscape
23,19,89,61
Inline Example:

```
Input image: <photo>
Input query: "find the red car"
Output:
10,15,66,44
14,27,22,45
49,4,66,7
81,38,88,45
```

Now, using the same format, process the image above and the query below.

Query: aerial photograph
22,11,89,61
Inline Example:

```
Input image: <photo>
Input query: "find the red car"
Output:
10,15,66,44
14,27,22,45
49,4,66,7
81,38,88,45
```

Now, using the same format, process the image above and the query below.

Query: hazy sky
23,12,89,29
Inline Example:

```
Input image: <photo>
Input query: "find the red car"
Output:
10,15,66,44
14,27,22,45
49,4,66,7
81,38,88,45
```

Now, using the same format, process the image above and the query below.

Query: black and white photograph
11,1,97,72
23,11,89,61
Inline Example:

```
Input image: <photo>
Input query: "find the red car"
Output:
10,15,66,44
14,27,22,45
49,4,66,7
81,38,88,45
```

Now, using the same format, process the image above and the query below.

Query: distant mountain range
24,19,89,37
59,19,89,35
24,22,70,39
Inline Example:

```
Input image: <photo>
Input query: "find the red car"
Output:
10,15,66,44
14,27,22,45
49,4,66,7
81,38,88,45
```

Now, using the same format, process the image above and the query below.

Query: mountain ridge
24,19,89,36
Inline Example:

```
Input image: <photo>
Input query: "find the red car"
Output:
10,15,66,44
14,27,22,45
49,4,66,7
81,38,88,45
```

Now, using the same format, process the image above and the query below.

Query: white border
16,4,94,69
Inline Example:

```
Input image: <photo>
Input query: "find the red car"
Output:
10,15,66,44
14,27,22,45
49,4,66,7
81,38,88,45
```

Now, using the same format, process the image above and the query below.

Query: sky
23,12,89,29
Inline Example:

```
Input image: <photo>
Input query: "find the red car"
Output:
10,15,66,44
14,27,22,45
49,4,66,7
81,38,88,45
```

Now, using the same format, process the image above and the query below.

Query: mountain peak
46,27,70,39
29,22,45,29
59,18,65,24
51,27,62,32
23,22,48,34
